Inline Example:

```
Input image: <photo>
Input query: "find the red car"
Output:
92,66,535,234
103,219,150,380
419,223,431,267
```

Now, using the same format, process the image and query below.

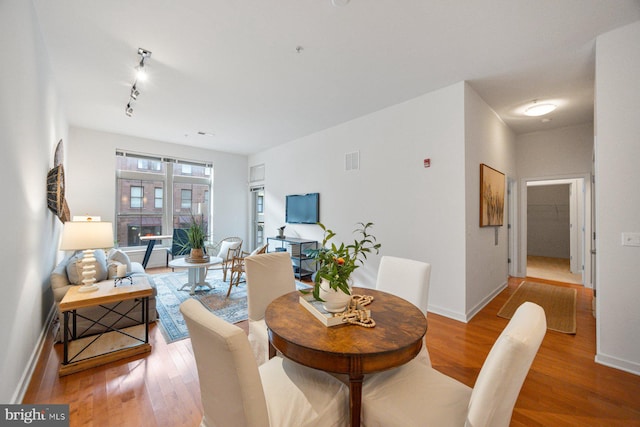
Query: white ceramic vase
318,278,352,313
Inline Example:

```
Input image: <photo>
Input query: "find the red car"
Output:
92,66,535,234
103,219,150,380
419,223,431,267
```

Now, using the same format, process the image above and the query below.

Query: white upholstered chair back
375,256,431,313
180,299,270,427
361,301,546,427
181,298,349,427
375,256,432,365
244,252,297,365
465,301,546,427
245,252,297,321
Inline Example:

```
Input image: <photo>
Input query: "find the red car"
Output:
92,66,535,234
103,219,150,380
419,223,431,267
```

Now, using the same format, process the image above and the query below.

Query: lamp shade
60,221,114,251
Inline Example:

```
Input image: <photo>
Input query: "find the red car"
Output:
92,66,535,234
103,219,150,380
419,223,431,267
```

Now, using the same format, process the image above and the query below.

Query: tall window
116,151,213,248
181,189,192,209
130,186,144,208
154,187,163,209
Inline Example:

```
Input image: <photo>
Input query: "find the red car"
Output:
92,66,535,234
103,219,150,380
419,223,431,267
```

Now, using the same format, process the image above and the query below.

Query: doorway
518,175,591,287
250,186,264,251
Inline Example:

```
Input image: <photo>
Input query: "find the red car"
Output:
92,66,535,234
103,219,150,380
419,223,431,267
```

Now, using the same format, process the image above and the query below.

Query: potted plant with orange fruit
306,222,381,312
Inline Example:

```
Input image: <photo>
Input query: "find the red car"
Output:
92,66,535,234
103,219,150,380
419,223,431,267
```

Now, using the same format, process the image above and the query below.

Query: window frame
115,151,213,249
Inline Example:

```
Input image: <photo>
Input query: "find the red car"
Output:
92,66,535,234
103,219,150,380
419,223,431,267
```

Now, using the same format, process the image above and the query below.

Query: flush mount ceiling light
524,101,557,117
331,0,350,6
125,48,152,117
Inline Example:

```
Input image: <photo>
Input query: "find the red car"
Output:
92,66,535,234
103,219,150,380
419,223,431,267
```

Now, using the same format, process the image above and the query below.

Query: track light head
136,63,147,81
130,85,140,100
125,103,133,117
135,48,151,81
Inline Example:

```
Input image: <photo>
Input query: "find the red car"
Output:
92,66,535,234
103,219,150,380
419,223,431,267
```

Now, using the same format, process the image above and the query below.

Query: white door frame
518,173,592,288
508,178,518,277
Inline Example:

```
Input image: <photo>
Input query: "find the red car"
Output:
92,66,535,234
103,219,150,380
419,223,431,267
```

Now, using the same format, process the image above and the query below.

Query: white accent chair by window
361,301,546,427
180,299,349,427
207,237,242,281
244,251,297,365
375,256,432,365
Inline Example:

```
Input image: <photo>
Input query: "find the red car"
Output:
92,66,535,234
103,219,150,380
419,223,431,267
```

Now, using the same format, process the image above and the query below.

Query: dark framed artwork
479,163,505,227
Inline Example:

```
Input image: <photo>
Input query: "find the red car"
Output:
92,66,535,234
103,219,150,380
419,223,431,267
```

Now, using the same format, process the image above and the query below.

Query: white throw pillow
107,248,132,272
249,244,267,257
217,240,241,260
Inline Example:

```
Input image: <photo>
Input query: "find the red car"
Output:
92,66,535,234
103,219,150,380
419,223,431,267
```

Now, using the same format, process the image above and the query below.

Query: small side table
168,256,223,294
58,277,153,376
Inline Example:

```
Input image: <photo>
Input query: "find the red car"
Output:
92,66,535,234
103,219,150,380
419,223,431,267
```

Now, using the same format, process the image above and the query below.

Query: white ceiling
33,0,640,155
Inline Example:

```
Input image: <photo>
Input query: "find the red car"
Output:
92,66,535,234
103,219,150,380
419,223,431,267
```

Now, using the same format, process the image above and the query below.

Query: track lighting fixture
125,47,151,117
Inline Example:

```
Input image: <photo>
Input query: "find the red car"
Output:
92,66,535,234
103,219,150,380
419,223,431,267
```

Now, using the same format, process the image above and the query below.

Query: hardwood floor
23,274,640,426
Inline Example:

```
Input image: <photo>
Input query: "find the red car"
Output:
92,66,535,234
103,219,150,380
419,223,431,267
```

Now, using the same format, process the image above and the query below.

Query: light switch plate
621,232,640,247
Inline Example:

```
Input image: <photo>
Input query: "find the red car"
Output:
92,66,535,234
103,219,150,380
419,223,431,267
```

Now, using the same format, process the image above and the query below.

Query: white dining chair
361,301,546,427
375,255,432,365
180,299,349,427
244,251,297,365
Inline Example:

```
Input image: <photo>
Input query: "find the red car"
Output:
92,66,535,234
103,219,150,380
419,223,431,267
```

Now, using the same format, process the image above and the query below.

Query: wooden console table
58,278,153,376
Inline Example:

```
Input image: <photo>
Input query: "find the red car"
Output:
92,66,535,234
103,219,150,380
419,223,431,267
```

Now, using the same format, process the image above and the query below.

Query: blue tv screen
286,193,319,224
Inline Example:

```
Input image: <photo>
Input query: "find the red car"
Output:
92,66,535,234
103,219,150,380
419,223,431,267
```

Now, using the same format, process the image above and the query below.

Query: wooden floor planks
22,272,640,426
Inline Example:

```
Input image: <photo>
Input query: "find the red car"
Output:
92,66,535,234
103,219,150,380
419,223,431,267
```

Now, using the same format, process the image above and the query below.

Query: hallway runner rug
497,281,577,334
150,270,310,343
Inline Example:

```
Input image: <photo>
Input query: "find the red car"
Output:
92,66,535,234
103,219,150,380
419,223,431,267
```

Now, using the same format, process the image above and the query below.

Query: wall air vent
345,151,360,171
250,164,265,182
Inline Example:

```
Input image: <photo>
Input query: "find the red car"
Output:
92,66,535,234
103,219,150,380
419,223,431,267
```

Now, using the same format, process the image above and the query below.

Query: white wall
464,83,517,319
0,0,68,402
250,82,469,320
66,127,249,266
516,123,594,178
595,20,640,375
515,123,594,283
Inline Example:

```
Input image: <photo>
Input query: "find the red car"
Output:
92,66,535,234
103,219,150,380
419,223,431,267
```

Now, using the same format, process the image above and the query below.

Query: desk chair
361,302,546,427
180,299,348,427
165,228,190,270
244,252,296,365
375,256,432,364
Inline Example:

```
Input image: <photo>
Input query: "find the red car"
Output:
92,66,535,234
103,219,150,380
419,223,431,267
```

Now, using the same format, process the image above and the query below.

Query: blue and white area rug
149,270,310,343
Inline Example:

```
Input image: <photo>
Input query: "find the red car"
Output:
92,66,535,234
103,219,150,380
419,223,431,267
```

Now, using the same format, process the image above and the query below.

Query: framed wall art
479,163,505,227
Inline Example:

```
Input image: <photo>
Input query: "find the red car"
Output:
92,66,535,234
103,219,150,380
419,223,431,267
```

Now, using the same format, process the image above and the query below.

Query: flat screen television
285,193,319,224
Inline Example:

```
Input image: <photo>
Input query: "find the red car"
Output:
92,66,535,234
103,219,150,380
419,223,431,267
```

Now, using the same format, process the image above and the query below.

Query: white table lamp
60,220,114,293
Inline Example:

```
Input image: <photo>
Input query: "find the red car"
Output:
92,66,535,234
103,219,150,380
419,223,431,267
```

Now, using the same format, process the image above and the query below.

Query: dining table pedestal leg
348,374,363,427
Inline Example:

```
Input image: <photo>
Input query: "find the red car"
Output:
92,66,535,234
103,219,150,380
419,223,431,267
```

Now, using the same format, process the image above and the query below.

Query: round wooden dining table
265,287,427,427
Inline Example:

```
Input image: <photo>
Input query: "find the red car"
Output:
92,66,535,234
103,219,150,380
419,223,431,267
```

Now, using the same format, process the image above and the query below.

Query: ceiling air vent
345,151,360,171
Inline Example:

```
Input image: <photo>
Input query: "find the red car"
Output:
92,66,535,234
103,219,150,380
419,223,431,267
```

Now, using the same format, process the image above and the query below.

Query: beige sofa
51,248,157,341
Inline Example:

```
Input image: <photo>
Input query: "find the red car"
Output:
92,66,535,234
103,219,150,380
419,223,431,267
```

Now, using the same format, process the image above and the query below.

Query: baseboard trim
595,353,640,376
11,303,57,404
427,304,467,323
465,281,508,321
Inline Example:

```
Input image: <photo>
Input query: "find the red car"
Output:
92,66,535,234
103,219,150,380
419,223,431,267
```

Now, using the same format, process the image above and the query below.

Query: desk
168,257,223,294
58,278,152,376
139,234,172,268
265,287,427,427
